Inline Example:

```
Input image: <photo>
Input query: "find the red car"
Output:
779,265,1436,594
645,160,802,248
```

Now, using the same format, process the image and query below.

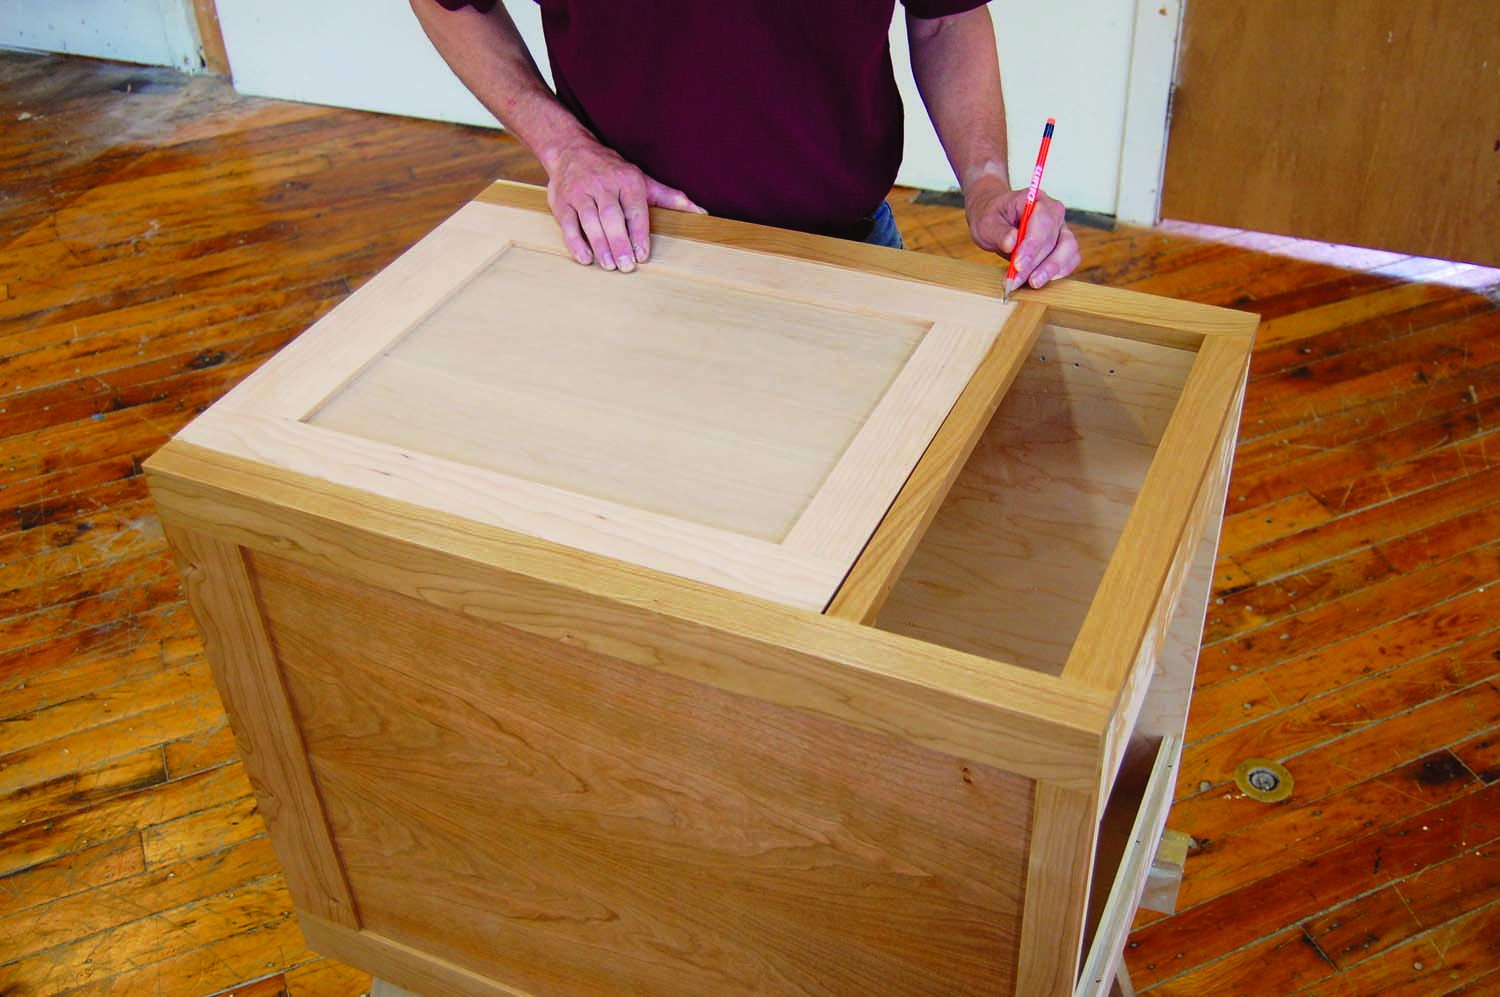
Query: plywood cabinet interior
146,181,1257,996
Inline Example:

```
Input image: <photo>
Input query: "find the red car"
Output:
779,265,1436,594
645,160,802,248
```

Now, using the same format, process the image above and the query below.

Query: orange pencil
1003,117,1055,303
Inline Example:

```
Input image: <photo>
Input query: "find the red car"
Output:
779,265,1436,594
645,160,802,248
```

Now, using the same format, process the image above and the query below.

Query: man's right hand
544,138,705,273
410,0,703,272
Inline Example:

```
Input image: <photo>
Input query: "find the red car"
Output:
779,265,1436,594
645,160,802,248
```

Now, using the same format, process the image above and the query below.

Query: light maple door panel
1162,0,1499,266
180,197,1013,611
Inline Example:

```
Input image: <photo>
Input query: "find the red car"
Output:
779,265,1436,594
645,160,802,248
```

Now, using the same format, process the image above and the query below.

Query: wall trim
1115,0,1185,225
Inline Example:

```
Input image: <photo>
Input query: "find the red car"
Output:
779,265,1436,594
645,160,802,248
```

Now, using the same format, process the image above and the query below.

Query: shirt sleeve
428,0,499,12
901,0,990,19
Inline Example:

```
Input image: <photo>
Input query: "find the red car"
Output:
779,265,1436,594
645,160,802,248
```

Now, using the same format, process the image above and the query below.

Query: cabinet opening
868,323,1197,677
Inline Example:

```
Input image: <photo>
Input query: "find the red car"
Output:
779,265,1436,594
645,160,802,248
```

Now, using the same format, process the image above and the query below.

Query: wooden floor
2,51,1497,996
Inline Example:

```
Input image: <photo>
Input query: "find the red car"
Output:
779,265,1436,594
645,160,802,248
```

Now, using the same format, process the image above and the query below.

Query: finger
1029,228,1082,288
554,205,593,266
595,196,638,273
645,178,707,214
615,180,653,263
1012,201,1066,284
969,213,1012,254
574,200,617,271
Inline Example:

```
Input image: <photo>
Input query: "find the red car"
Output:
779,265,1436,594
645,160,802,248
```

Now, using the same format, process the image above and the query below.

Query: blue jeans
864,200,905,250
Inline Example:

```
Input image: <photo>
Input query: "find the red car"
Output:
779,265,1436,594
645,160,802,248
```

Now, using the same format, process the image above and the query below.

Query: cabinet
145,181,1256,996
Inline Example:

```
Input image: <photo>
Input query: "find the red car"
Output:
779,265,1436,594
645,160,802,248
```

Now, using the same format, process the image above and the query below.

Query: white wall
212,0,548,136
0,0,204,72
892,2,1135,214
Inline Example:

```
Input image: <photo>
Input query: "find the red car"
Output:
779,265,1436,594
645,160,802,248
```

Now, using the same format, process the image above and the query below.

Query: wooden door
1161,0,1499,266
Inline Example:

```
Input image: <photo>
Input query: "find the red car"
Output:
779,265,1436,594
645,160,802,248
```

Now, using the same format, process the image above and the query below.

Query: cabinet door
177,191,1016,610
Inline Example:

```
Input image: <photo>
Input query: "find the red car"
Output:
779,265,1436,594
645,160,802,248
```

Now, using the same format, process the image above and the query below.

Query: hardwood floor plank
210,973,293,997
1200,546,1394,646
0,351,266,440
1239,313,1500,443
1304,834,1500,971
1218,492,1336,556
283,959,374,997
0,682,222,797
0,762,252,877
0,832,144,920
1196,545,1499,689
163,721,238,779
1251,281,1479,353
0,570,183,674
0,834,277,967
1133,925,1336,996
1172,746,1484,912
9,474,152,534
0,604,196,721
59,913,312,997
141,794,264,869
1231,359,1500,485
1311,434,1500,516
1217,581,1500,711
1440,965,1500,995
0,294,333,401
1128,782,1500,988
1238,271,1409,323
1,873,299,995
0,747,167,833
0,656,212,761
0,499,163,592
1223,378,1500,518
1178,629,1500,808
1293,898,1500,996
0,545,175,625
0,273,344,392
1379,502,1500,573
1144,251,1362,311
1454,730,1500,786
1229,465,1500,583
1251,288,1488,383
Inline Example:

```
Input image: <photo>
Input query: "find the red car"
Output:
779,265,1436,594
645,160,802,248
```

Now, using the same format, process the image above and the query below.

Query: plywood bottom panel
874,326,1194,676
246,551,1034,996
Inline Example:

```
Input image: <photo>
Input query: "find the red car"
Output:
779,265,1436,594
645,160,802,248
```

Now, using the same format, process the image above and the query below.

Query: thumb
645,178,707,214
998,225,1021,256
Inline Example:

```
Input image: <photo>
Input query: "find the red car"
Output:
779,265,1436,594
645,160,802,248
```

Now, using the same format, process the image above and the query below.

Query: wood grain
182,197,1011,612
1018,784,1098,997
828,299,1047,622
874,325,1199,677
145,442,1111,791
253,548,1033,995
1163,0,1500,266
162,524,358,929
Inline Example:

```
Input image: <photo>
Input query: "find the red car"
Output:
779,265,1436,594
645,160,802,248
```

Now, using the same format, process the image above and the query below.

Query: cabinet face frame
146,181,1256,997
